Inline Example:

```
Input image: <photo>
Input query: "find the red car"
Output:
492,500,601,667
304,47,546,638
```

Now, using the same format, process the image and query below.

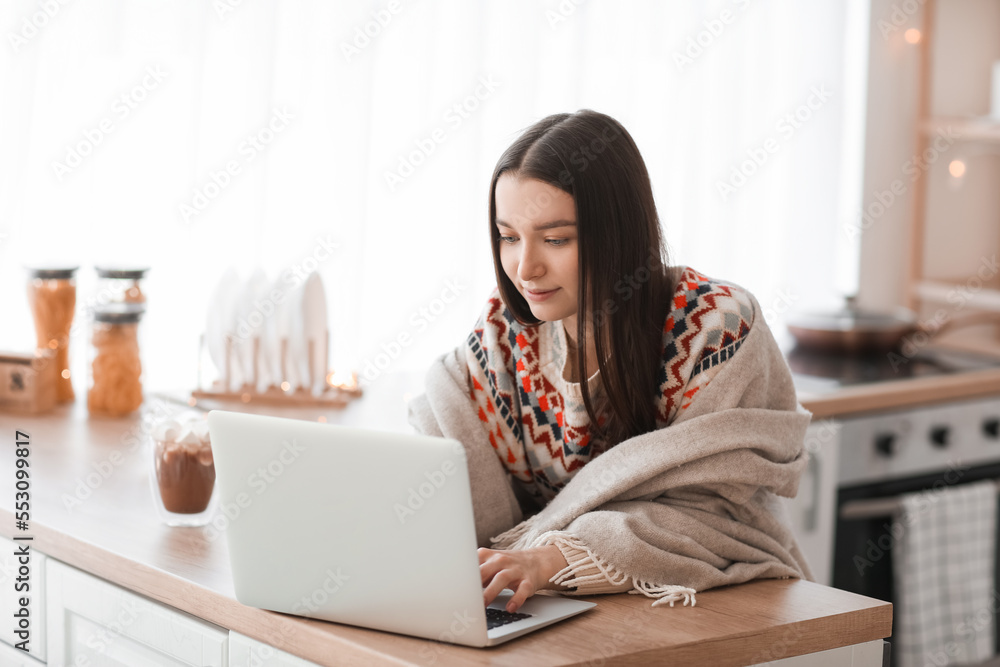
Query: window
0,0,866,390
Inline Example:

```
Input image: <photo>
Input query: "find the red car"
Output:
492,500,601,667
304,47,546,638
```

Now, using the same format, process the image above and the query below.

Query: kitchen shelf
907,0,1000,349
914,277,1000,313
921,116,1000,142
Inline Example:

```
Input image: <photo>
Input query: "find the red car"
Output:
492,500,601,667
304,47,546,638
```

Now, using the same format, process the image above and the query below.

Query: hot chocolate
152,418,214,514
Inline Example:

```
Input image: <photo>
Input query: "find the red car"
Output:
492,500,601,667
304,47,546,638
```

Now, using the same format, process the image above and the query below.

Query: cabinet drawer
0,639,46,667
47,559,228,666
230,632,320,667
0,536,46,661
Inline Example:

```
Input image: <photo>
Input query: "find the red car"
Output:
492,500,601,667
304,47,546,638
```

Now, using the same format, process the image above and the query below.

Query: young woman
408,109,812,614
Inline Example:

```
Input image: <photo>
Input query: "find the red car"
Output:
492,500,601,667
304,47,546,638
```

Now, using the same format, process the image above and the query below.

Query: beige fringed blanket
406,287,814,608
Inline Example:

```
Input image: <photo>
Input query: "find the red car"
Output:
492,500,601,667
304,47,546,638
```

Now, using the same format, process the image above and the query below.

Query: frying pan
786,296,1000,354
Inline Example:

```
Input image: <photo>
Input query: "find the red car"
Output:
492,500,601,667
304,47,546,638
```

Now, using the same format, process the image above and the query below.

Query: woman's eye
498,235,570,246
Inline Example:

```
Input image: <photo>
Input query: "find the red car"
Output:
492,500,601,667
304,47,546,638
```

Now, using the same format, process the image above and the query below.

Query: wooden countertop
0,372,895,666
797,364,1000,419
788,339,1000,419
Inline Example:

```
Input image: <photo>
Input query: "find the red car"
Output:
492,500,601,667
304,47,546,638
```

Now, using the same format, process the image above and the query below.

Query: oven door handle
804,452,820,532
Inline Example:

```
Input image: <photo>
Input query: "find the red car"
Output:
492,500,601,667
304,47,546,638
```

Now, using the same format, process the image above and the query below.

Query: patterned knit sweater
464,265,757,594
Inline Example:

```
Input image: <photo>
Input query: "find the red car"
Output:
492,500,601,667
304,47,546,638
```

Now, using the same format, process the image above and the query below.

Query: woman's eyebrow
495,219,577,231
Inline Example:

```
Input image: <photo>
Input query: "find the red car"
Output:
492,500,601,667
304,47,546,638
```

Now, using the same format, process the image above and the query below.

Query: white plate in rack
249,268,274,393
206,267,242,390
298,272,328,396
263,273,287,391
283,276,307,392
233,269,269,392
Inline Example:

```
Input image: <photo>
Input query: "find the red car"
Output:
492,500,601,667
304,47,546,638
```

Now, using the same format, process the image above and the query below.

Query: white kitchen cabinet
229,632,320,667
782,419,841,587
0,536,46,661
46,559,228,666
748,639,884,667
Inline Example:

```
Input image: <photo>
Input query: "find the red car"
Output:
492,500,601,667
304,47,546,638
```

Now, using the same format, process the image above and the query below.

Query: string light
327,369,358,390
949,160,966,178
904,29,921,44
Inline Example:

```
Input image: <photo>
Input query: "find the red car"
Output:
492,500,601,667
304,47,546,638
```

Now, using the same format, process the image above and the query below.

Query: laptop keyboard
486,607,532,630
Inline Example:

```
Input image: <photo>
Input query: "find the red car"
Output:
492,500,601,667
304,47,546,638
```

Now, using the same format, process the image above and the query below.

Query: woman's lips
525,287,559,302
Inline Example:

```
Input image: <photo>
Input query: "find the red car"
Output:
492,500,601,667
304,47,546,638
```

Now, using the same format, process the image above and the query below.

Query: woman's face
495,174,580,327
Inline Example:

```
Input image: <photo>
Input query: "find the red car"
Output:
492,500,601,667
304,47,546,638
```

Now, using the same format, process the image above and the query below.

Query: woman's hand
479,545,569,613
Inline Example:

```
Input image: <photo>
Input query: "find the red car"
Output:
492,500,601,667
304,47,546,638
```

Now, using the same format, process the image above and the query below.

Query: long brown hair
488,109,675,448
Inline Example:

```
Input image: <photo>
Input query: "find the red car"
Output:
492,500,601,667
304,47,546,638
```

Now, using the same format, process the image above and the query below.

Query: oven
831,396,1000,667
782,342,1000,667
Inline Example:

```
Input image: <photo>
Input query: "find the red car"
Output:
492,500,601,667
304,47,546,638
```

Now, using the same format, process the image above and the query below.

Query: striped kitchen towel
893,479,997,667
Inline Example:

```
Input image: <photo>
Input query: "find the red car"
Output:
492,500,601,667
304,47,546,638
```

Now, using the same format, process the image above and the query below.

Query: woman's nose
517,243,543,282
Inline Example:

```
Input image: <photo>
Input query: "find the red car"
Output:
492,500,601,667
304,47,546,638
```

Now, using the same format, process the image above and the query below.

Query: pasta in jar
26,266,78,403
87,304,145,417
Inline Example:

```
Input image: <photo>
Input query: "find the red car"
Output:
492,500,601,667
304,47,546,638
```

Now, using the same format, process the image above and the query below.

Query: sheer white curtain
0,0,863,392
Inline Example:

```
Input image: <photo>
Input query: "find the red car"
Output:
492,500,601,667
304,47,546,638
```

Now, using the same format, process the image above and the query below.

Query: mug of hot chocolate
149,415,216,527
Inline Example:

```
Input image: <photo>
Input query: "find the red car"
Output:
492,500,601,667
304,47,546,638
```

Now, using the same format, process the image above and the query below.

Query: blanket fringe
629,580,697,608
547,533,631,589
524,531,698,609
489,515,539,550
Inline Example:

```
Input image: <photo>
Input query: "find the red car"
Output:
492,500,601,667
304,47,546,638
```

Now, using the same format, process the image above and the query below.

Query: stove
774,330,1000,396
774,326,1000,662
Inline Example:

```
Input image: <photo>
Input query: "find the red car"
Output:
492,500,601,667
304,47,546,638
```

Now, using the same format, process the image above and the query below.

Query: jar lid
93,303,146,324
25,265,79,280
95,265,150,280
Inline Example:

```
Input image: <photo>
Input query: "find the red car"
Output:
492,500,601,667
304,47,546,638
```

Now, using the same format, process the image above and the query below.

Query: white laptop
206,410,596,647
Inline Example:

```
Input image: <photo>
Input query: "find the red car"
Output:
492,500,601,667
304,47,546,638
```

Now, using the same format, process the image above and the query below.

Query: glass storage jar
95,265,149,305
87,303,145,417
26,265,79,403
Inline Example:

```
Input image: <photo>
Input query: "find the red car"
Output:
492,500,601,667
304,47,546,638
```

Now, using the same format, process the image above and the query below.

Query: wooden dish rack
191,331,362,407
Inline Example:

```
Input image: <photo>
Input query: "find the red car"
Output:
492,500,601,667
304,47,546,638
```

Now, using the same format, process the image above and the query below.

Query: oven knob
930,426,950,448
875,433,896,457
984,418,1000,439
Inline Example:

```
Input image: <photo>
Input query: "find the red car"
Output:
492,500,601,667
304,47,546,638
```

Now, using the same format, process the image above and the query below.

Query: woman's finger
505,579,535,613
483,569,519,607
479,552,512,587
